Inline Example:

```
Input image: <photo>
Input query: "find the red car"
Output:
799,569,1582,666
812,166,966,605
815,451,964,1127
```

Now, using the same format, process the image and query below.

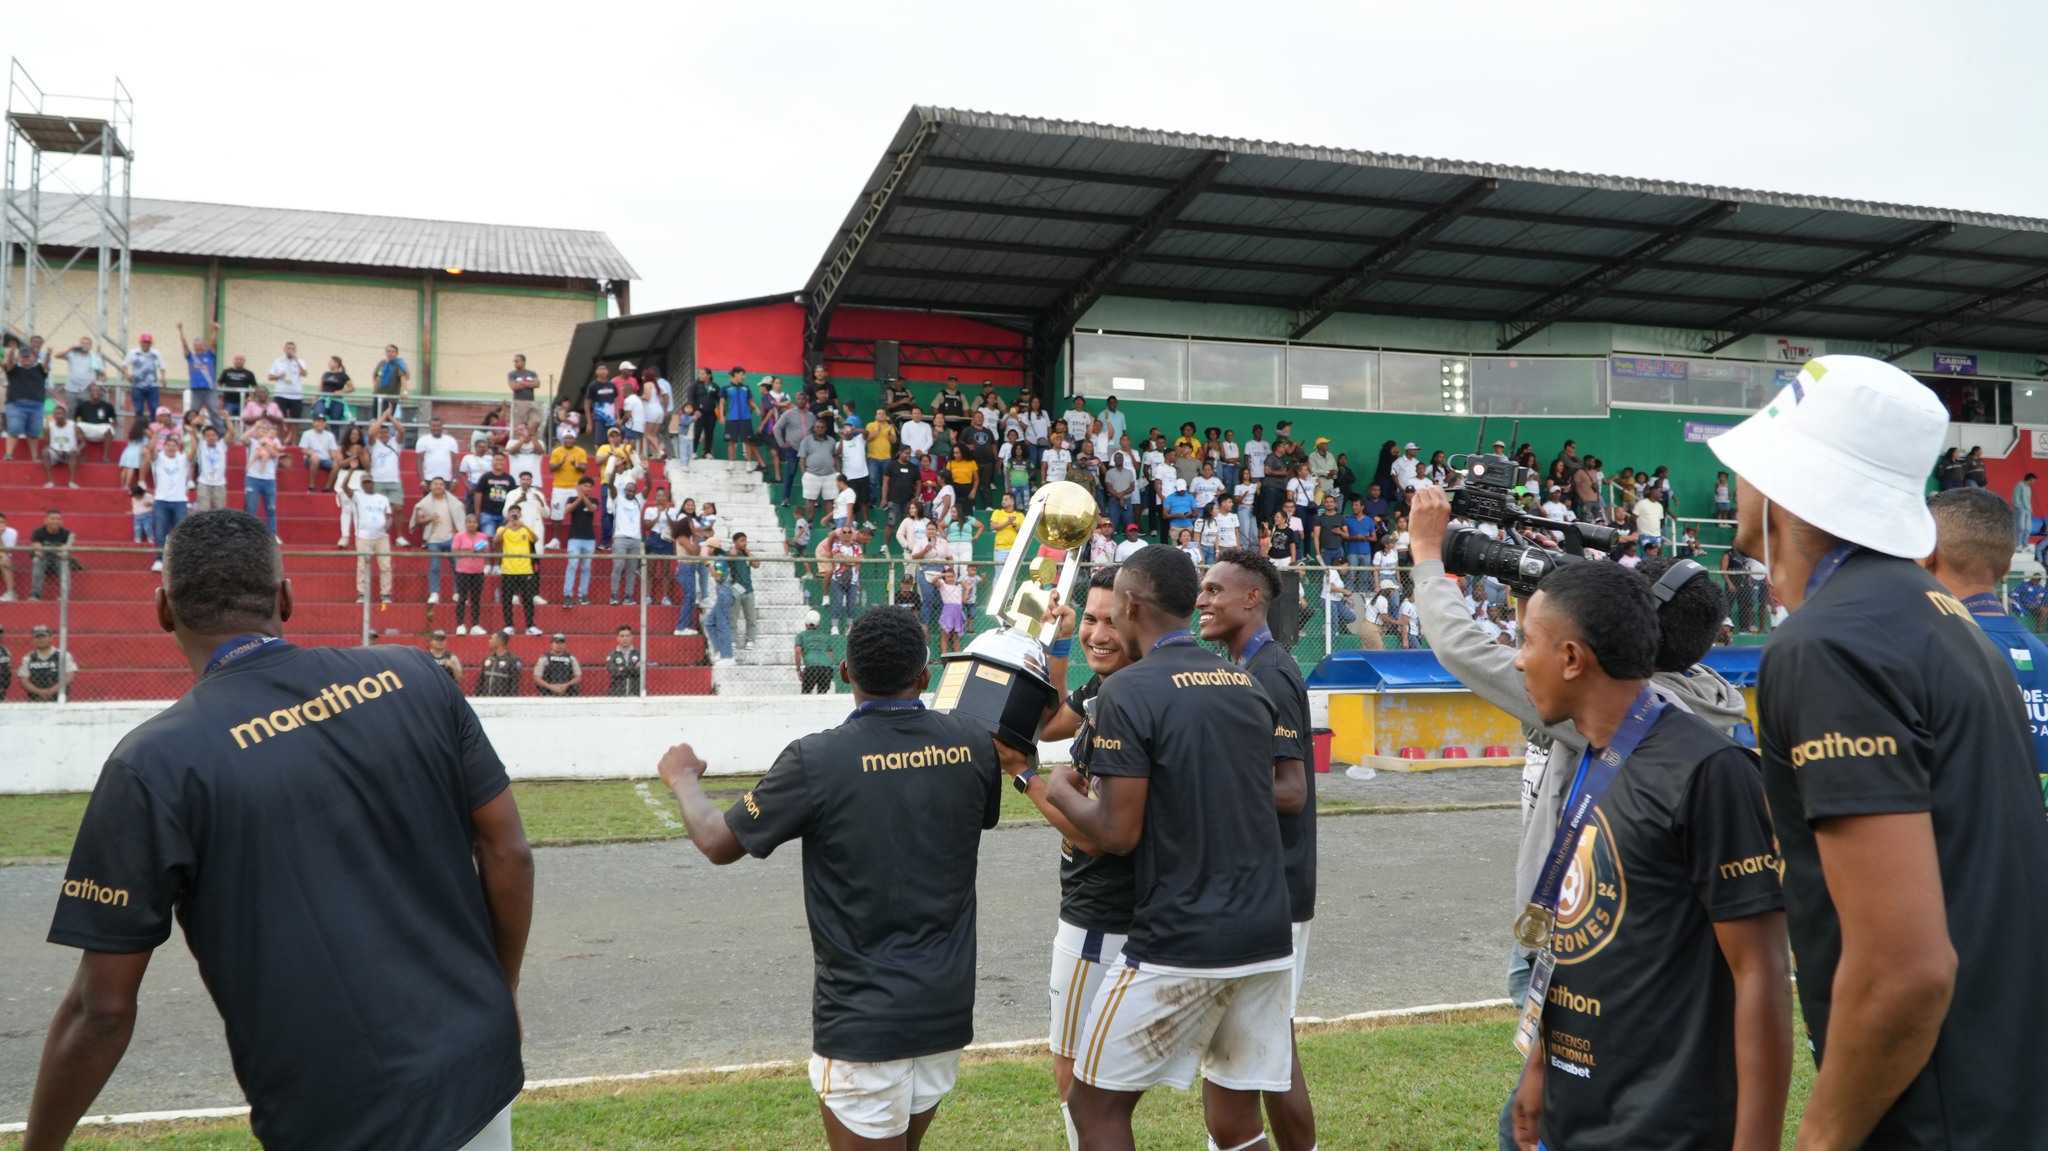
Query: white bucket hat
1709,355,1945,558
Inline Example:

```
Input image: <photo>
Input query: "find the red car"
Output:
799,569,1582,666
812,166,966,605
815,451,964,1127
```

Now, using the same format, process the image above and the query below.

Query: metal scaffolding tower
1,59,133,356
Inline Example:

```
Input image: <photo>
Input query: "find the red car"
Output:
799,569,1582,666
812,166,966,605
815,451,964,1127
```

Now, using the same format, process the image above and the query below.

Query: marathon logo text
61,877,130,907
1169,668,1255,689
229,670,406,749
861,744,976,772
1788,732,1898,769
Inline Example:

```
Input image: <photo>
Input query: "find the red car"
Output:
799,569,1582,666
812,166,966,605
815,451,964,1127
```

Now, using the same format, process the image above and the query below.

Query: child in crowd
936,567,968,653
672,402,696,467
129,484,154,545
118,422,148,492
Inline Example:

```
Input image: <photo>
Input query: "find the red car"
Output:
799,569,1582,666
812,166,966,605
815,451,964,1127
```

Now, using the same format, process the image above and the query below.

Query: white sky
10,0,2043,313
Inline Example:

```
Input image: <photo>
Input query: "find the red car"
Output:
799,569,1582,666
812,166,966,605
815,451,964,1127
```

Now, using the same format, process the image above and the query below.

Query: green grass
1,781,1439,861
0,1008,1819,1149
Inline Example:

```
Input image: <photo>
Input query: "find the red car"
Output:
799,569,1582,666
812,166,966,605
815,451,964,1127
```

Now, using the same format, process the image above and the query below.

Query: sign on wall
1763,336,1825,362
1611,356,1689,381
1683,421,1737,444
1932,351,1980,375
2032,430,2048,459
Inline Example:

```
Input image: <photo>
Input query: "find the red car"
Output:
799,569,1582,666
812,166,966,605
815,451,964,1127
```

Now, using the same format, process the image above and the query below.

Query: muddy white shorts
1289,920,1312,1011
808,1049,962,1139
1049,918,1129,1060
1073,959,1295,1093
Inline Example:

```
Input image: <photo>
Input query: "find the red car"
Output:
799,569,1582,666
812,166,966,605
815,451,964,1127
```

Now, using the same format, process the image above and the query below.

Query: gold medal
1513,905,1554,949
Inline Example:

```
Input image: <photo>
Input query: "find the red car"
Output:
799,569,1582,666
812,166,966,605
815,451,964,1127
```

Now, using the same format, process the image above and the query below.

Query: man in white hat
1710,354,2048,1151
1390,442,1421,500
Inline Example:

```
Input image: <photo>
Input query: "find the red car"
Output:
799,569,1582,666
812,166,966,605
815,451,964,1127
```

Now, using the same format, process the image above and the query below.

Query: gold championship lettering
61,877,131,907
860,744,977,772
230,671,408,749
1788,731,1899,769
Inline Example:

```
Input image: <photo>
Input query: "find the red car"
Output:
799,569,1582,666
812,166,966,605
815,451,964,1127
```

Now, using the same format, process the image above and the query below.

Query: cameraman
1407,488,1747,992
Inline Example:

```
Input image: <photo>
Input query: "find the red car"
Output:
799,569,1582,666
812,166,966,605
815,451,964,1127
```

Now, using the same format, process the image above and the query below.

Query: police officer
18,624,77,703
657,605,1007,1149
425,630,462,684
606,625,642,696
534,633,582,696
24,510,531,1151
475,630,522,697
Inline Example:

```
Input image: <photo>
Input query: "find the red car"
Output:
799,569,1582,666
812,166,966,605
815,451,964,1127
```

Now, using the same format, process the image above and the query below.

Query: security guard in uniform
475,631,522,697
425,630,462,683
535,633,582,697
606,626,642,696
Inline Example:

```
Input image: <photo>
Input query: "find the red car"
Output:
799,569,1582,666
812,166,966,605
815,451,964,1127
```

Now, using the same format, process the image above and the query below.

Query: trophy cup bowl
932,481,1101,749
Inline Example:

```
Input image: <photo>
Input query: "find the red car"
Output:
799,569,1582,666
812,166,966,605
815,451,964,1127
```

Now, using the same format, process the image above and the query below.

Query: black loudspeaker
873,340,901,380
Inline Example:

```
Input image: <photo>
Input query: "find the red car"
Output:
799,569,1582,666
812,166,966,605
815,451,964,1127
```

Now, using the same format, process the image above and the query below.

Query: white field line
0,998,1514,1132
633,781,684,830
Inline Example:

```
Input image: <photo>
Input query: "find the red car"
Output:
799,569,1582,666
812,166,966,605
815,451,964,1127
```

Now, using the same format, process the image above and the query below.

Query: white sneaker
151,560,163,572
427,593,440,604
533,595,548,605
714,657,736,667
830,625,840,636
677,627,700,636
396,536,410,547
0,592,15,602
745,640,755,650
526,626,543,636
672,628,689,636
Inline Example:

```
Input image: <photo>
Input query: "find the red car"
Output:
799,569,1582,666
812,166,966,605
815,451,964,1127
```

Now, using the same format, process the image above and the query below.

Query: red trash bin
1311,728,1333,774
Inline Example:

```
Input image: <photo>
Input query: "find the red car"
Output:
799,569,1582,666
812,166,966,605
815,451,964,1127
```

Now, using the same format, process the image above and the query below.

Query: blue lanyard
846,699,925,723
1529,688,1665,921
1151,629,1197,653
1238,628,1275,666
1804,543,1862,601
1964,592,2005,616
204,634,285,677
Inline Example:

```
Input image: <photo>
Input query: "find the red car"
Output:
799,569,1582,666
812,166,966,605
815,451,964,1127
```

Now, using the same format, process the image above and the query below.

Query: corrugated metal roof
805,107,2048,356
29,195,635,281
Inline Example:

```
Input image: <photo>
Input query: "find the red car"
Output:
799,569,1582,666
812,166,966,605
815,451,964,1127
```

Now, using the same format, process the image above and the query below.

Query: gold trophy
932,481,1099,748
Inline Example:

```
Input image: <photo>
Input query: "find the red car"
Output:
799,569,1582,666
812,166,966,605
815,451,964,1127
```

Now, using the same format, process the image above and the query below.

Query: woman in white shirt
1022,398,1052,466
506,425,545,491
1285,463,1317,514
459,435,495,491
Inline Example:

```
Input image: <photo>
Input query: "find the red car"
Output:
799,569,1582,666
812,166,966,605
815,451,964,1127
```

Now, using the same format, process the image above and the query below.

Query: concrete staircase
661,458,809,695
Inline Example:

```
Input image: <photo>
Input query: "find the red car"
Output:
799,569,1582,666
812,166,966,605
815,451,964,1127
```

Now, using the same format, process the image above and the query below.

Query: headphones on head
1649,558,1710,605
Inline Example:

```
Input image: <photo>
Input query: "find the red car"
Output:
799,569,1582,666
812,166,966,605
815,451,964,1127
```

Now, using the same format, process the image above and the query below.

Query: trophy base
934,639,1057,751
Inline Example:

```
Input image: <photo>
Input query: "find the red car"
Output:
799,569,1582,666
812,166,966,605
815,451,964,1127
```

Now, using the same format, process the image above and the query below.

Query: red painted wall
694,303,806,377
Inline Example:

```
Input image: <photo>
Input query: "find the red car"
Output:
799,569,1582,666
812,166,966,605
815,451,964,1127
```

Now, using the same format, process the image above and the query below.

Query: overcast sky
10,0,2041,314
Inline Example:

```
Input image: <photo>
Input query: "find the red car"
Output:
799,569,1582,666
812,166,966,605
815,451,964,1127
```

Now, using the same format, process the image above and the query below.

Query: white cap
1709,355,1945,558
804,609,822,628
1175,479,1189,492
1404,442,1418,450
619,360,637,370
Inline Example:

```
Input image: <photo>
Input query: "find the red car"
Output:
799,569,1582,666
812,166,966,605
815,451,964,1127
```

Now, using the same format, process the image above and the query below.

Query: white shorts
1289,921,1312,1011
453,1103,511,1151
1049,919,1129,1060
808,1049,962,1139
548,488,574,519
802,471,833,501
77,422,114,443
1075,963,1295,1093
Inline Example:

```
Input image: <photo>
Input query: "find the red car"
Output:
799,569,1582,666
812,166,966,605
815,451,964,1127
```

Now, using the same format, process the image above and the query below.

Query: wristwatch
1012,767,1039,794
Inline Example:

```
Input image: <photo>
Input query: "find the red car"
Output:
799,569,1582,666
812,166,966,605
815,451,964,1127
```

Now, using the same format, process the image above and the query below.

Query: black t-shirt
474,473,514,517
567,497,597,541
885,461,921,505
1315,511,1345,551
476,652,521,695
49,643,520,1150
1087,639,1292,968
320,371,349,395
1267,527,1297,561
584,379,618,411
1059,675,1138,934
74,398,116,425
1535,709,1781,1151
1757,551,2048,1149
607,647,641,695
509,369,538,401
218,366,258,395
31,525,74,548
6,360,49,404
726,705,1001,1060
1246,640,1315,923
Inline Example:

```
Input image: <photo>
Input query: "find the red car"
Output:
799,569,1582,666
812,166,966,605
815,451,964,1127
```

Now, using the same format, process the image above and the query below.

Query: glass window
1380,352,1466,414
1284,346,1374,410
1470,357,1605,417
1072,334,1186,402
1609,356,1761,411
1189,341,1283,406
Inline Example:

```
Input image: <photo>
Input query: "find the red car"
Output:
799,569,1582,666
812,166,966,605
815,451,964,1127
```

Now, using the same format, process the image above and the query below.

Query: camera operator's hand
1409,487,1453,564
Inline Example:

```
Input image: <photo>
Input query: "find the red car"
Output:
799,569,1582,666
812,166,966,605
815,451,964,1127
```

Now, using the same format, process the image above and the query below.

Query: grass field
0,779,1466,861
0,1008,1819,1150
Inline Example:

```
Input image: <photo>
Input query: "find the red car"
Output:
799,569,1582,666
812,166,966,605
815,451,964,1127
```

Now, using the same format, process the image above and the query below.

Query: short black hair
1121,545,1201,620
164,511,281,634
844,606,928,695
1088,564,1120,592
1214,546,1282,603
1928,487,2018,587
1636,555,1727,671
1535,561,1657,680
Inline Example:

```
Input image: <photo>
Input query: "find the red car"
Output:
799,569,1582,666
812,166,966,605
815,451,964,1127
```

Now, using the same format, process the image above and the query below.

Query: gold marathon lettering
1788,731,1899,769
1169,668,1255,690
1546,984,1603,1018
1925,590,1972,620
1275,725,1299,740
1719,853,1783,881
741,791,762,819
229,670,406,750
860,744,976,773
60,877,130,907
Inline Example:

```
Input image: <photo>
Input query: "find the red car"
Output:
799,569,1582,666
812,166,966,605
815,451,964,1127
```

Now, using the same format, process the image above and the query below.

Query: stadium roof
32,194,635,282
803,106,2048,361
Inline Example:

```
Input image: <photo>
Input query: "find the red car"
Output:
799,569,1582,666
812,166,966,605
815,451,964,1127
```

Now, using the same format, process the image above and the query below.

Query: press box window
1071,334,1187,402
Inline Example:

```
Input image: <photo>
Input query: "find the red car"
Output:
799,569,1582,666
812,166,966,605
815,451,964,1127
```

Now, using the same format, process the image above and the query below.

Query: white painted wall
2,691,1336,794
